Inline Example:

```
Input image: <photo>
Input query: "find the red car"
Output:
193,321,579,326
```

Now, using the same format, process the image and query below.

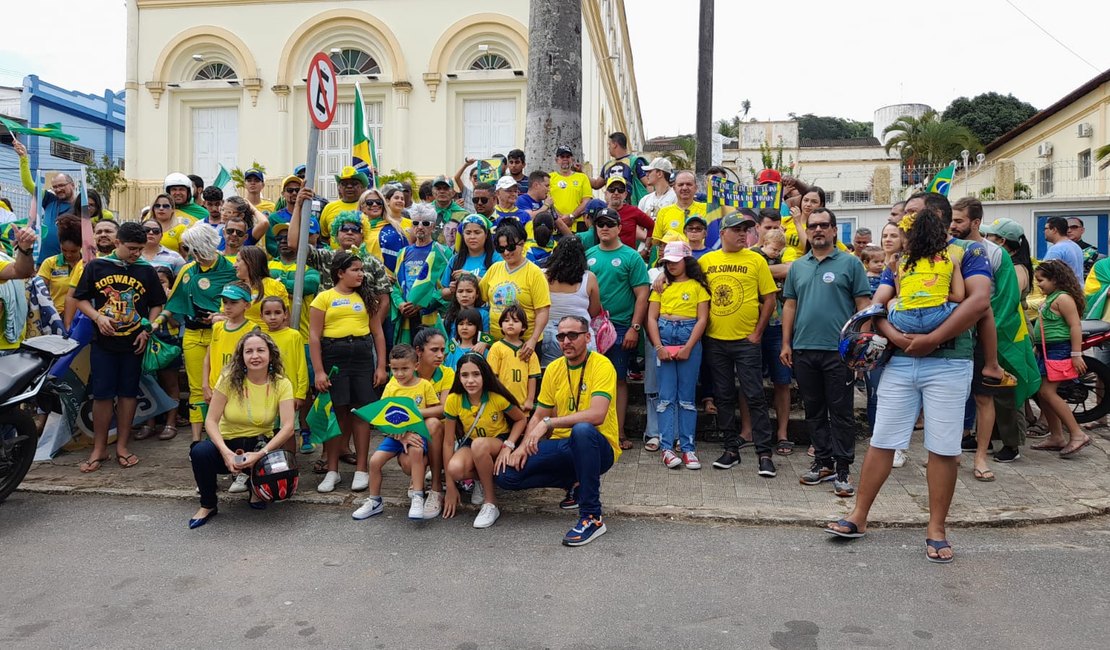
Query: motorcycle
0,335,79,504
1056,320,1110,424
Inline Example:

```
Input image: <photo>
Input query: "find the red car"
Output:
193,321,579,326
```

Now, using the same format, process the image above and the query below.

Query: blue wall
1033,212,1108,259
19,74,125,181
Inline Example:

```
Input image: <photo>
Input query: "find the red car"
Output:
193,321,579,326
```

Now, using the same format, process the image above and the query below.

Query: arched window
470,53,511,71
193,62,237,81
330,48,381,75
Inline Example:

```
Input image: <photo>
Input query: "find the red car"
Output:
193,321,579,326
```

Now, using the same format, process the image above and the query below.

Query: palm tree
662,135,696,171
1096,143,1110,170
884,110,981,185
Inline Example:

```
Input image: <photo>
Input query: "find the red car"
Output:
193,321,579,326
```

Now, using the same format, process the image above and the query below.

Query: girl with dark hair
441,214,500,302
541,235,600,366
86,189,115,223
445,307,485,369
887,209,965,335
443,273,488,343
309,251,388,494
1030,259,1090,458
187,329,297,528
784,184,826,257
441,353,528,528
234,245,289,327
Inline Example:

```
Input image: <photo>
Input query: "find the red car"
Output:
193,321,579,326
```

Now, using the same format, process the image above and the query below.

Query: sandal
312,459,328,474
1082,420,1107,431
116,453,140,468
825,518,865,539
339,453,358,465
806,445,815,458
775,440,795,456
158,425,178,441
981,371,1018,389
619,438,634,450
1031,442,1065,451
925,538,954,563
79,456,110,473
643,437,660,452
1026,422,1050,438
133,424,155,441
973,467,996,482
1060,437,1092,458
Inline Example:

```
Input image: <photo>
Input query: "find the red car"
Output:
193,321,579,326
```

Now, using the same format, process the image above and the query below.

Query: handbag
591,309,617,354
1038,306,1078,382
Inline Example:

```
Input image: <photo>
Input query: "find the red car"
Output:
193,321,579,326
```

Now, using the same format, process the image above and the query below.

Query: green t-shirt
576,230,598,250
585,243,650,325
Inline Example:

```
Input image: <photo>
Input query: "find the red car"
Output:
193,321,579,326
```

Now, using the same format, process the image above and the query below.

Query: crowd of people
0,131,1101,554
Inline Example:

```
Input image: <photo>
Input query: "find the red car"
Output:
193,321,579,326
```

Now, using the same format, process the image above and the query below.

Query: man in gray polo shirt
780,208,872,497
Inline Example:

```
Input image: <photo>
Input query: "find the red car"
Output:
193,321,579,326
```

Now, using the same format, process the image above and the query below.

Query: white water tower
874,103,932,145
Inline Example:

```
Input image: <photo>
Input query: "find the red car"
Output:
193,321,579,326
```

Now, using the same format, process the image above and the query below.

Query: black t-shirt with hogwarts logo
74,255,167,353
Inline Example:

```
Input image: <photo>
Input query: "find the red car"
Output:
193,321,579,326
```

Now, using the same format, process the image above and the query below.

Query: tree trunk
695,0,714,177
525,0,582,170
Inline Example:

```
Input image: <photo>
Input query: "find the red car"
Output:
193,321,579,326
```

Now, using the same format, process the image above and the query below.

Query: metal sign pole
291,127,319,328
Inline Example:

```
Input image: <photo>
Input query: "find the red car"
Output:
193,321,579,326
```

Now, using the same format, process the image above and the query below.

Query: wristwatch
542,416,553,431
631,323,642,332
502,440,516,450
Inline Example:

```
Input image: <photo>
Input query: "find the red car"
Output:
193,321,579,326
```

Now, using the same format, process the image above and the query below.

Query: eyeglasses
153,203,172,209
496,241,520,253
284,187,301,194
473,197,490,204
555,330,590,342
595,221,620,229
224,228,246,237
412,220,434,227
363,199,384,207
338,225,362,234
143,226,162,234
806,222,833,231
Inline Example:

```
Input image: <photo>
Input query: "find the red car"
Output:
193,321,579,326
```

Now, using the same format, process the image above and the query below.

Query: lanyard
565,354,589,413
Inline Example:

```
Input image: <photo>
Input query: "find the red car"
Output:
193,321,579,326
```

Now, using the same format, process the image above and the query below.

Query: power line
1003,0,1101,73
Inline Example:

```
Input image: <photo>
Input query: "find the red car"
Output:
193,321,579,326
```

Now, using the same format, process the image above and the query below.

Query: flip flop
1031,442,1065,451
619,438,634,450
973,467,996,482
825,519,865,539
79,456,110,473
926,538,954,563
116,453,140,468
339,453,358,465
981,371,1018,388
775,440,795,456
1026,423,1050,438
1060,437,1092,458
312,459,328,474
643,437,660,452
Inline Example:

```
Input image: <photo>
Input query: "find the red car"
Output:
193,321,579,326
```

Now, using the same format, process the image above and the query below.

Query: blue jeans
889,302,957,334
495,423,614,517
643,343,660,442
604,323,632,380
655,318,701,453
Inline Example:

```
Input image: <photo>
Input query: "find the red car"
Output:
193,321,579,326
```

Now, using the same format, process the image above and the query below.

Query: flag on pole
354,396,430,439
928,163,956,196
351,83,378,180
0,116,79,142
214,164,237,197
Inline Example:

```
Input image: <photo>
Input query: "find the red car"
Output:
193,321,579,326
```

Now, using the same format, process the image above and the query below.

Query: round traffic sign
306,52,338,130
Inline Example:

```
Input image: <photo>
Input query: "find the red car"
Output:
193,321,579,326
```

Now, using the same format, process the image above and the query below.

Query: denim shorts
1036,341,1071,377
870,355,972,457
889,302,957,335
761,324,792,386
89,345,144,400
377,435,428,455
604,322,632,380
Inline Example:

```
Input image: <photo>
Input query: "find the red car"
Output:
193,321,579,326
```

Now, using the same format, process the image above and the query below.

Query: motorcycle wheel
0,407,38,505
1057,355,1110,425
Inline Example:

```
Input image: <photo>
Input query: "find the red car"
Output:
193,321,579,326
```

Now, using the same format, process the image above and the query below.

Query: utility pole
695,0,714,178
524,0,583,170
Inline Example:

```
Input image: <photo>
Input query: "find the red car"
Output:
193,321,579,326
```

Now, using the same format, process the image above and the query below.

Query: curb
18,483,1110,529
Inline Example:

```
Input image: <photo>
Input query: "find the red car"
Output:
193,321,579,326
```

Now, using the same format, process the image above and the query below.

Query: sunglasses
595,220,620,229
363,199,384,207
143,226,162,234
180,245,191,254
284,187,301,194
555,330,589,342
806,222,833,231
412,220,434,227
153,203,172,209
224,228,246,237
338,225,362,234
473,197,490,203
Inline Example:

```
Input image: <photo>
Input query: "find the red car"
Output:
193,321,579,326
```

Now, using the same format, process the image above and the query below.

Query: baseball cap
281,175,301,189
308,216,321,235
293,164,306,176
432,175,453,188
220,284,251,301
584,199,608,217
684,214,708,228
605,176,628,191
495,176,519,191
272,222,290,237
334,165,369,187
979,217,1024,242
721,212,757,229
644,157,674,173
756,169,782,185
593,208,621,226
244,169,265,182
555,145,573,157
662,240,692,262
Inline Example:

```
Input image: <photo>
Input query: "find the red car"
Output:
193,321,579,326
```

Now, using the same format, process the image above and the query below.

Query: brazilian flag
354,397,429,440
306,367,341,443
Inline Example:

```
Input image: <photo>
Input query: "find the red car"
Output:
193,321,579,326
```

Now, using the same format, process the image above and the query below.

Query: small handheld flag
213,164,238,197
354,396,430,440
928,163,956,196
475,159,504,185
0,116,78,143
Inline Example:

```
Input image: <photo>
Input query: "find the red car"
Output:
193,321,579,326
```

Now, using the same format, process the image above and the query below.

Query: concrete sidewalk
19,423,1110,528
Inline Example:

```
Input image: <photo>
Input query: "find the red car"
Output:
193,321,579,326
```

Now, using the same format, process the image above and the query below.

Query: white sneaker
893,449,907,468
351,471,369,492
317,471,341,493
352,496,383,520
408,493,425,520
473,502,500,529
470,481,485,506
422,491,443,519
228,473,249,493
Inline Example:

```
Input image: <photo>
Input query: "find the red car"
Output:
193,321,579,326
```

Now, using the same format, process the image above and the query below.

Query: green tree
662,135,696,170
231,161,266,189
85,155,126,206
793,113,873,141
376,169,417,186
942,92,1037,146
716,100,751,139
746,138,795,179
883,110,981,166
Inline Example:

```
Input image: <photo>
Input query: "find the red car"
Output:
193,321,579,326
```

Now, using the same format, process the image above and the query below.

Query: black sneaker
712,451,740,469
757,456,777,478
799,460,836,485
993,446,1021,463
558,485,579,510
833,468,855,498
962,435,988,452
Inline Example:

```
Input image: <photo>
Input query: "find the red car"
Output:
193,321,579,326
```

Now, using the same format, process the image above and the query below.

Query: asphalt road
2,493,1109,649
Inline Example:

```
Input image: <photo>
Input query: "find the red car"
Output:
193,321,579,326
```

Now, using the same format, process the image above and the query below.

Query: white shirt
638,187,677,221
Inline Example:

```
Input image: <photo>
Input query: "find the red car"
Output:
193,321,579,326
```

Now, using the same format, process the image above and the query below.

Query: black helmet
839,304,892,371
250,450,299,502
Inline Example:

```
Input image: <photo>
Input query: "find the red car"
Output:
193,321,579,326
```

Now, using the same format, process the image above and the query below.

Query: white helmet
164,172,192,192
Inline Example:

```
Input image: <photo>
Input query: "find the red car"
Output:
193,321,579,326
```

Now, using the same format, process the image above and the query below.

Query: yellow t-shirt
649,278,711,319
653,202,707,242
319,200,361,247
162,213,198,252
699,248,778,340
549,171,593,216
898,255,954,309
37,255,79,313
444,391,513,440
244,277,290,328
67,260,86,288
780,215,849,262
208,319,254,388
253,199,276,214
538,352,621,461
266,327,307,400
310,288,371,338
214,373,294,441
416,365,455,397
486,340,541,406
382,377,441,411
479,261,552,341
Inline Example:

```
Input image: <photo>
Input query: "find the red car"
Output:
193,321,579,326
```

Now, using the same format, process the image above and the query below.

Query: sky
1,0,1108,140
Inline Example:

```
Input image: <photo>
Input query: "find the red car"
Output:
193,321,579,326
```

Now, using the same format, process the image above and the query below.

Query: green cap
979,217,1024,242
220,284,251,302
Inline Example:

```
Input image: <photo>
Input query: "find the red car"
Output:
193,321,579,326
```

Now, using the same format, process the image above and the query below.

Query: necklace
243,377,271,426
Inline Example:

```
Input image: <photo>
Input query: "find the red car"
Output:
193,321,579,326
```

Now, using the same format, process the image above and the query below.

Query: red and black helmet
839,304,893,371
251,450,299,502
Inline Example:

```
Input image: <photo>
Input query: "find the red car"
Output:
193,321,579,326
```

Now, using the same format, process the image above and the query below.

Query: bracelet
502,440,516,450
16,246,33,257
1071,352,1083,357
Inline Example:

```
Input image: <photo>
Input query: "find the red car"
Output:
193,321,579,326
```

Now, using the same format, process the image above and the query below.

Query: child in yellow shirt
486,305,540,413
